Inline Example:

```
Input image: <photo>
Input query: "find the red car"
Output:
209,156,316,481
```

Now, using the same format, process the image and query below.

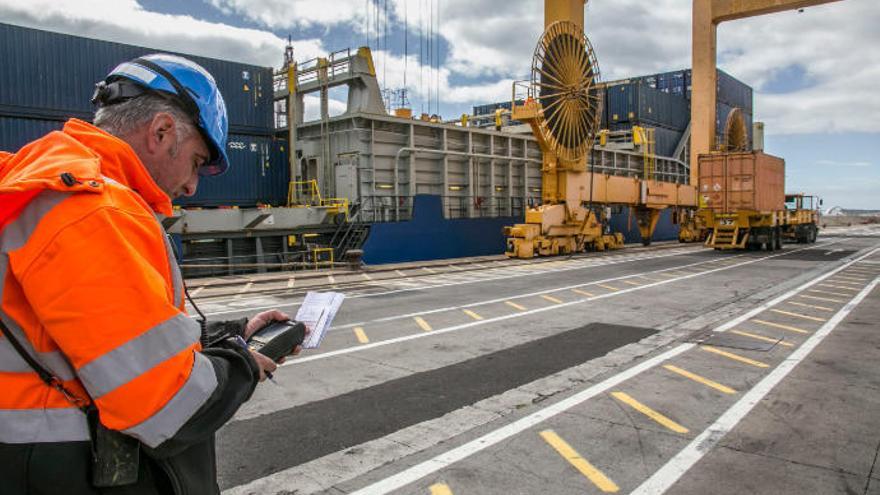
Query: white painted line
712,244,876,333
287,278,295,288
631,271,879,494
199,247,709,316
348,344,695,495
238,282,253,294
327,275,336,284
190,286,204,296
279,243,849,366
361,272,373,281
338,245,879,494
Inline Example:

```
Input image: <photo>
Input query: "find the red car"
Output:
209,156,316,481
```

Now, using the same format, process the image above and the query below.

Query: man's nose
182,174,199,197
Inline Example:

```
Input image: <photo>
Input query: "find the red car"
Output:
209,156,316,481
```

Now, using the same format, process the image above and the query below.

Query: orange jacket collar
63,119,173,217
0,119,173,217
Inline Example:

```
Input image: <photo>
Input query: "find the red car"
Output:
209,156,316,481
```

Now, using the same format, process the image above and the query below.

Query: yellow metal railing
633,126,657,181
311,247,334,270
288,179,350,221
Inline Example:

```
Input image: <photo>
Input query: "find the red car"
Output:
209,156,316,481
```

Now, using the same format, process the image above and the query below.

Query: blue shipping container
0,116,64,152
641,68,752,112
175,135,290,208
0,23,273,133
606,82,689,131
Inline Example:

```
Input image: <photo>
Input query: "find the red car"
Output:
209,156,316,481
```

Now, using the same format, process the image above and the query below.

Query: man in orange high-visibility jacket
0,54,300,494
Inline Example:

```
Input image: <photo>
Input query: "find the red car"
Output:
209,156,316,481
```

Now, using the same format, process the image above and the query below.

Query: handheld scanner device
247,320,306,362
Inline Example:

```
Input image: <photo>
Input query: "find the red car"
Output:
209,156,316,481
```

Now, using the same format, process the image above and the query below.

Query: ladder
706,225,749,249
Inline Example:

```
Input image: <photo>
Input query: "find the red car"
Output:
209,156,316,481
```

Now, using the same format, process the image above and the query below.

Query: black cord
166,234,208,338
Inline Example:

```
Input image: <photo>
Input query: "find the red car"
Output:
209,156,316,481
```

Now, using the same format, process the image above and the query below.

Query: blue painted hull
362,195,680,265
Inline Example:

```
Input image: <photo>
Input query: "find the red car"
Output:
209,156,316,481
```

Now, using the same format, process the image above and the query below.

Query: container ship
0,23,755,276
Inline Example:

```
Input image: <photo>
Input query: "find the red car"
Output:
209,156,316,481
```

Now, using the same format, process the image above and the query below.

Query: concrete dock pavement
212,226,880,495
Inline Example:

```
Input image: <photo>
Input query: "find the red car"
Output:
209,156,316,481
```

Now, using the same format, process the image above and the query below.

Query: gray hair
94,94,196,152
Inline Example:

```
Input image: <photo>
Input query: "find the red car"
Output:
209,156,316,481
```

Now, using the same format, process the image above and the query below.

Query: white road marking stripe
632,268,879,494
712,243,870,334
198,247,710,316
342,245,878,495
348,344,695,495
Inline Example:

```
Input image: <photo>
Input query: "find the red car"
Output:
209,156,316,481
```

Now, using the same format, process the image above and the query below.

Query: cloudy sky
1,0,877,209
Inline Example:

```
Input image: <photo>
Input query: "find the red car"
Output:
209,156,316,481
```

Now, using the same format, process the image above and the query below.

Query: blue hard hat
94,54,229,176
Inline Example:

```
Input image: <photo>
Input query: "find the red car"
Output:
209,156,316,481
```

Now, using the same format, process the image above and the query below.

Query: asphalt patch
779,249,855,262
216,323,656,489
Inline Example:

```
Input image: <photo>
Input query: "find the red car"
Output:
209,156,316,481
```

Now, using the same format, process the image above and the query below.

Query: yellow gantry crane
691,0,843,249
505,0,696,258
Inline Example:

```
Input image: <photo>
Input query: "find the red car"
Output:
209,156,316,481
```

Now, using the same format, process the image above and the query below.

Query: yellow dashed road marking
361,272,372,281
414,316,433,332
287,278,296,288
784,300,832,312
505,301,527,311
826,279,863,286
730,329,794,348
701,346,769,368
571,288,595,297
769,309,827,322
395,270,409,278
798,294,845,304
622,280,642,286
752,319,810,334
540,430,620,493
542,295,563,304
597,284,620,292
834,276,867,282
818,284,859,292
353,327,369,344
429,483,453,495
462,309,484,321
638,276,661,282
809,289,855,298
422,267,437,273
327,275,335,284
663,365,736,394
611,391,689,433
190,286,204,296
238,282,253,293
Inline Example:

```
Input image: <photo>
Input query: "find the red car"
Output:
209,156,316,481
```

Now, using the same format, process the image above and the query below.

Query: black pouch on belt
88,407,141,487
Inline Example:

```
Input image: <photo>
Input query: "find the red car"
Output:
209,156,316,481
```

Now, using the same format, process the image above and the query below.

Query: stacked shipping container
0,23,287,207
472,69,753,160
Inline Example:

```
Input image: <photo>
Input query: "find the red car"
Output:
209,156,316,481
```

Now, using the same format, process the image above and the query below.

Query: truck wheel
810,225,818,243
766,229,776,251
775,227,783,251
642,238,652,247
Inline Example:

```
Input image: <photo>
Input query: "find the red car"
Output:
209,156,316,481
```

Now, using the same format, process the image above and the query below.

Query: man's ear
146,112,176,155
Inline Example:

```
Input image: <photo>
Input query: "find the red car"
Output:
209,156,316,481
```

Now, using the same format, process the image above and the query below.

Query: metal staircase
706,224,748,249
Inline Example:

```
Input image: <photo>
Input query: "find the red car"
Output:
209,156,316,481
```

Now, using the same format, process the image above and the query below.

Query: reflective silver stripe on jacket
0,191,87,444
77,313,202,398
123,351,218,448
0,408,90,443
0,190,76,382
161,233,184,308
0,336,76,379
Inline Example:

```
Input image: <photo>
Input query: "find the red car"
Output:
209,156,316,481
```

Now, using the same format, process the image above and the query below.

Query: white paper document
295,291,345,349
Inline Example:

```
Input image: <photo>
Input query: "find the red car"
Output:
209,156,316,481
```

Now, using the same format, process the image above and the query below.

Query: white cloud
1,0,876,136
207,0,365,30
0,0,324,67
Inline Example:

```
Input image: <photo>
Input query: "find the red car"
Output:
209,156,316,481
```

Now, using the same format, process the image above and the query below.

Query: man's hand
244,309,310,365
244,309,291,340
249,350,277,382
